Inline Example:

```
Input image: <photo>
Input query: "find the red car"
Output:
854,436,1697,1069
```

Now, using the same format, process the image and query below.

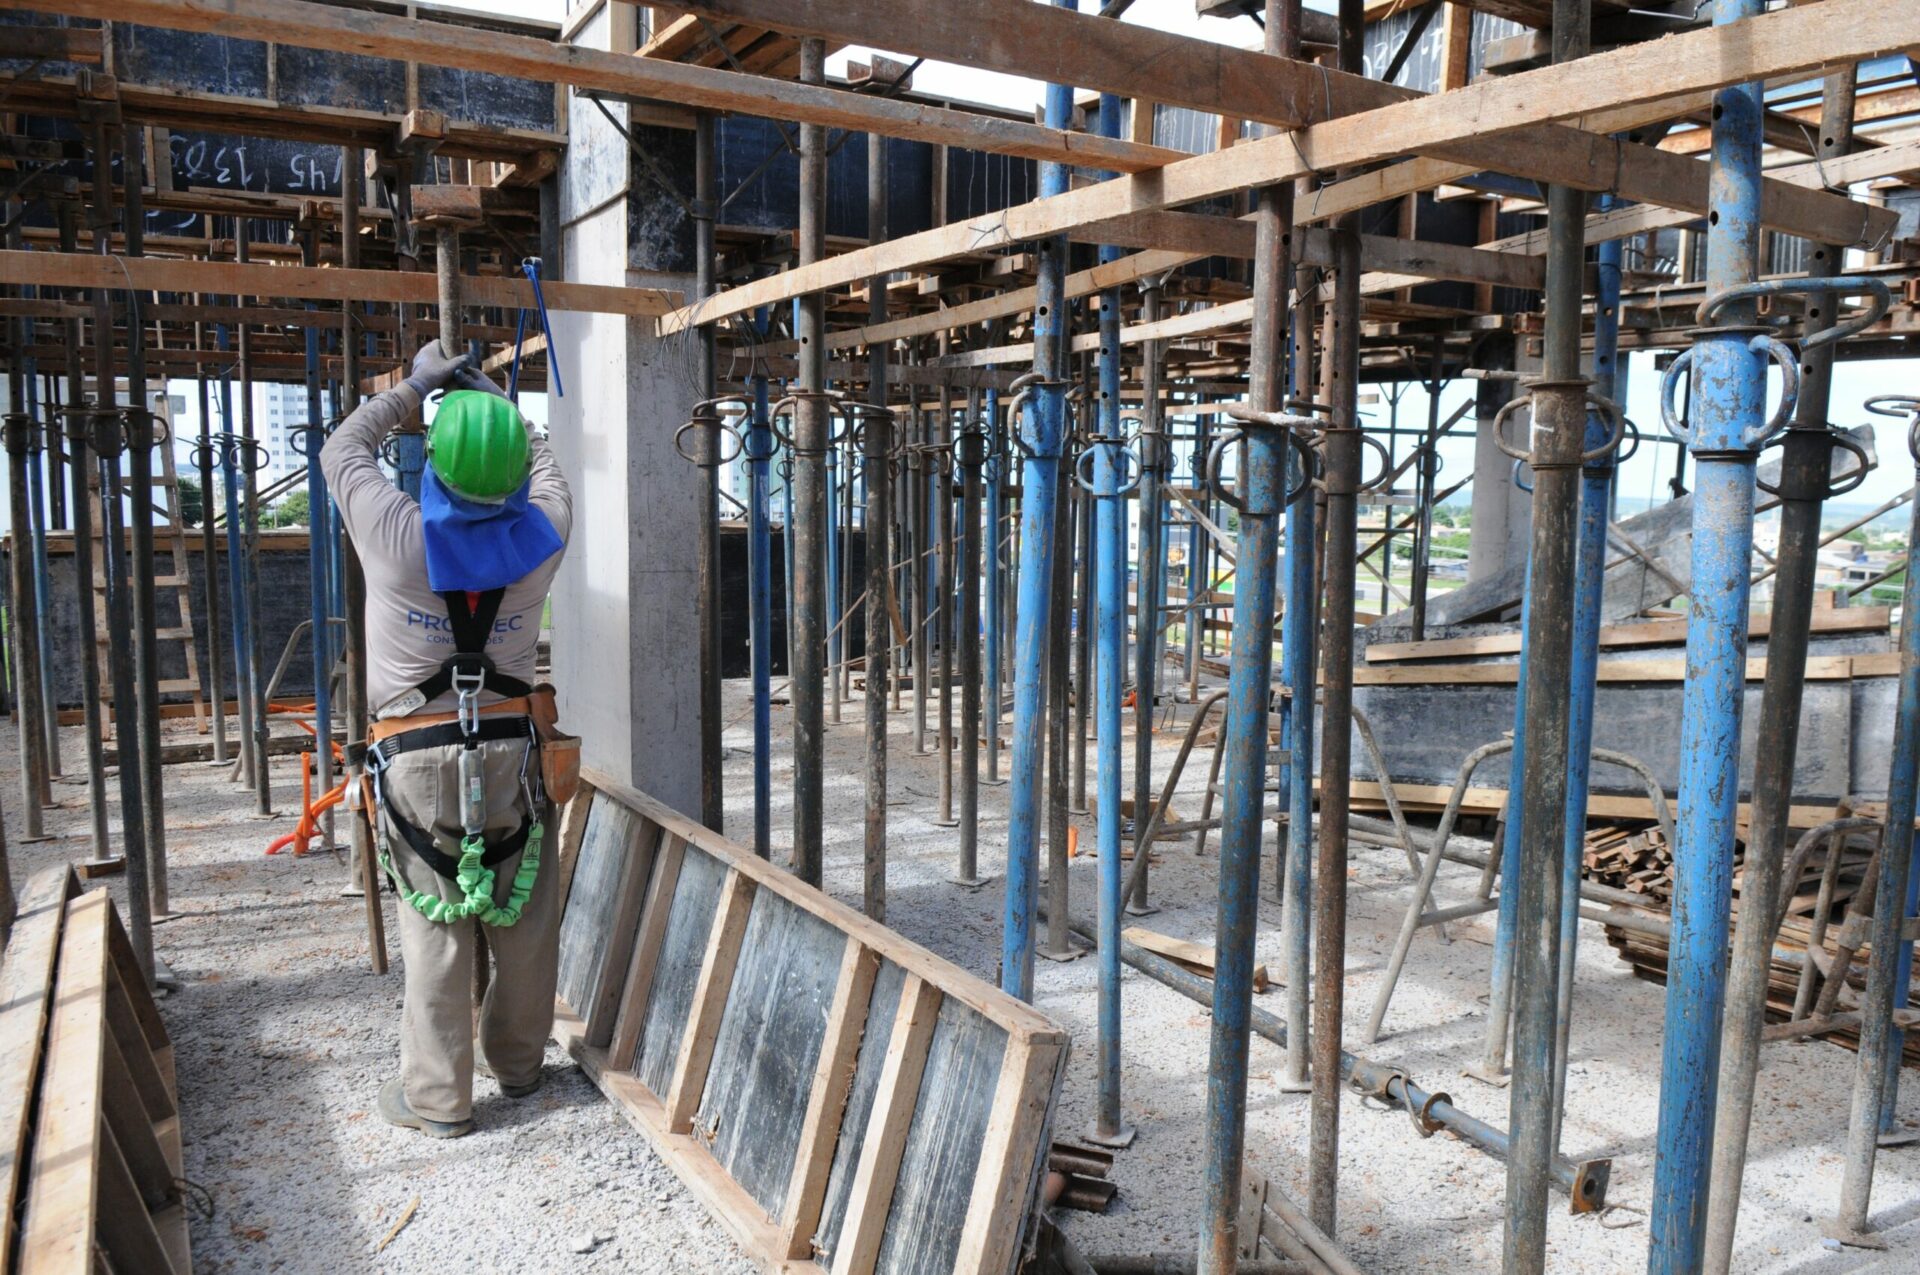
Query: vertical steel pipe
695,113,725,832
1073,448,1093,815
1704,69,1856,1272
861,351,890,914
790,37,829,888
1044,459,1077,962
986,385,1005,785
1649,1,1771,1264
751,331,775,861
120,130,168,915
25,368,59,780
237,222,273,816
957,415,987,887
1087,431,1136,1150
1832,407,1920,1245
936,392,957,826
193,364,227,766
87,122,152,978
4,407,48,841
337,151,385,972
1503,8,1591,1270
302,231,335,850
215,325,255,790
1000,0,1078,999
1130,280,1165,912
1203,4,1296,1265
1551,197,1621,1152
1307,4,1364,1236
1280,246,1320,1096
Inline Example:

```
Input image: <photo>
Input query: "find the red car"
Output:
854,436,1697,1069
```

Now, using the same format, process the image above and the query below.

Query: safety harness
371,588,543,927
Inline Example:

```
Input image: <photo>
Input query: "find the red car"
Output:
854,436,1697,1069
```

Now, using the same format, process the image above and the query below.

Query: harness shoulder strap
391,586,534,711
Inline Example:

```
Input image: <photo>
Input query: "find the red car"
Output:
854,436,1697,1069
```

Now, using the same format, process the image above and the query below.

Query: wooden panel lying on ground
552,769,1069,1275
0,867,80,1267
15,889,191,1274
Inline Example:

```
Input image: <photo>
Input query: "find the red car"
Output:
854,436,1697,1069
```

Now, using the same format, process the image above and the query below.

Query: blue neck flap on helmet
420,467,563,594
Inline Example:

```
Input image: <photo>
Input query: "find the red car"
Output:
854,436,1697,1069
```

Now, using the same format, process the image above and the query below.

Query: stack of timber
551,769,1070,1275
1,872,193,1272
1586,821,1913,1064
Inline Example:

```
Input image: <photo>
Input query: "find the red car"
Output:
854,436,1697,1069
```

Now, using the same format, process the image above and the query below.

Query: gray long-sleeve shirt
321,385,572,717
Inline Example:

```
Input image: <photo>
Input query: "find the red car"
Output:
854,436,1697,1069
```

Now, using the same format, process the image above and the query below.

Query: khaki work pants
379,732,561,1124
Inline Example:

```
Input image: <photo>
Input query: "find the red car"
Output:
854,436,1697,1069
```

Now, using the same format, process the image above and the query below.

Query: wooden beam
1440,1,1473,92
663,867,757,1133
660,0,1904,332
0,250,678,318
1483,137,1920,256
3,0,1177,175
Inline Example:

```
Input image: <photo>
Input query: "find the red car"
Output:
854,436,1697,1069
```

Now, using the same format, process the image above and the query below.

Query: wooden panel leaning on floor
552,768,1070,1275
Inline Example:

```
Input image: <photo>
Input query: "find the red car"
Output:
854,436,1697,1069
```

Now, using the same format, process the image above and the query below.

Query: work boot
378,1077,473,1139
475,1054,543,1099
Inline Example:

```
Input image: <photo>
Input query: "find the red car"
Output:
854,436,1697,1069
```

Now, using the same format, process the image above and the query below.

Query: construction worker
322,340,575,1138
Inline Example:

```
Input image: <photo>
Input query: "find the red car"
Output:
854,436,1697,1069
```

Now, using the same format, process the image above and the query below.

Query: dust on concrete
6,677,1916,1273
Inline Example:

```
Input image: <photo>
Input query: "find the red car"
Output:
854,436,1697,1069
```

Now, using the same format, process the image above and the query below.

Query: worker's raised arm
320,384,425,558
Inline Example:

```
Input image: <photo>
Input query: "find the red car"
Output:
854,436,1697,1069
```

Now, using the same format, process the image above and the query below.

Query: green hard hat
427,390,529,503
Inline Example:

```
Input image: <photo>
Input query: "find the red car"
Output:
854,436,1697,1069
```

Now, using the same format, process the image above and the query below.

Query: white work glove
403,340,471,400
453,364,512,401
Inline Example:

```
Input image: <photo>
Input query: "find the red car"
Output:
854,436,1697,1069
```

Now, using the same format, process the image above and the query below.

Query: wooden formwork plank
0,867,79,1267
17,890,112,1274
609,833,689,1070
779,942,881,1259
664,867,757,1133
953,1033,1066,1275
828,975,943,1275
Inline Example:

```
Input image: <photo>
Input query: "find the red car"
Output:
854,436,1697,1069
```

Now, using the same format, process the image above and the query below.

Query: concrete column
549,3,703,816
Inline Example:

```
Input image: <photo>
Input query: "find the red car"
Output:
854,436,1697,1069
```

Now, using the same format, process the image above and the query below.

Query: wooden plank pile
551,769,1070,1275
1,871,192,1273
1587,821,1915,1064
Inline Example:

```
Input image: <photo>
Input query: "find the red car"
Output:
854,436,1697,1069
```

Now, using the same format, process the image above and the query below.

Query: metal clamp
1490,381,1628,466
1209,405,1319,513
767,390,852,455
954,424,992,469
1755,425,1873,499
1511,458,1533,494
289,421,329,458
1005,374,1072,458
845,401,898,458
1659,336,1800,451
1868,396,1920,468
1696,276,1892,352
677,396,752,467
1073,437,1141,496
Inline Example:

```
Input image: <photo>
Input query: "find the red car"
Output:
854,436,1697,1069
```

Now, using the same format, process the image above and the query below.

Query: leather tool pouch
529,684,582,806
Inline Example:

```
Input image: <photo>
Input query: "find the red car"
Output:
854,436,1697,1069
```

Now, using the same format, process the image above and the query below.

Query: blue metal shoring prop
1551,211,1635,1153
1644,6,1826,1256
955,416,994,889
1832,394,1920,1249
1078,433,1141,1151
984,387,1005,786
1000,0,1078,1002
214,327,258,790
299,308,336,850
